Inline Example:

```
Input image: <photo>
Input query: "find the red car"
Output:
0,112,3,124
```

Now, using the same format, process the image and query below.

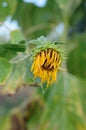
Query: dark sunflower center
41,48,60,71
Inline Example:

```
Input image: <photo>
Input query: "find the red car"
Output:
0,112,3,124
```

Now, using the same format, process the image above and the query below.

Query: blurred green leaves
0,57,12,85
0,113,11,130
0,30,26,91
0,74,85,130
2,64,26,94
67,34,86,78
11,30,25,43
0,0,17,21
0,42,26,60
0,43,26,52
13,0,61,38
26,74,86,130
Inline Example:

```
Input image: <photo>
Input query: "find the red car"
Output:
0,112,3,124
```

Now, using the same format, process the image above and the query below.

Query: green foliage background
0,0,86,130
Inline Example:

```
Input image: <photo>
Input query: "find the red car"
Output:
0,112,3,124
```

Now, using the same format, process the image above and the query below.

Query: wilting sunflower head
31,48,61,86
28,36,66,87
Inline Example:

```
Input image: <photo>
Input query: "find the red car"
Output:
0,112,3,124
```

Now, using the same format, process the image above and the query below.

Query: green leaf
27,36,50,47
0,43,26,52
0,114,11,130
0,47,16,59
0,43,26,60
11,30,25,43
23,59,35,85
67,35,86,78
0,0,17,21
56,0,70,9
0,54,37,94
0,57,12,85
56,0,81,15
1,64,25,94
19,40,26,44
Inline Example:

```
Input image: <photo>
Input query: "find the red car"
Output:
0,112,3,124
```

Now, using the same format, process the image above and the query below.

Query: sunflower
31,48,61,86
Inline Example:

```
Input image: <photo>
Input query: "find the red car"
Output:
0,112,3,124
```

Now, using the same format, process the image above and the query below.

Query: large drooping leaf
0,57,12,85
